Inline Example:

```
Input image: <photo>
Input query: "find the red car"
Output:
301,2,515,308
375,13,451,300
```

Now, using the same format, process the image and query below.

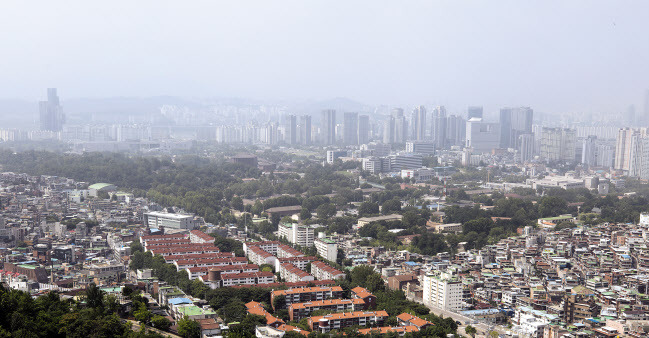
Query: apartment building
311,261,346,280
289,298,366,321
422,270,464,311
279,262,314,283
308,311,388,333
271,286,344,310
278,222,315,247
315,236,338,262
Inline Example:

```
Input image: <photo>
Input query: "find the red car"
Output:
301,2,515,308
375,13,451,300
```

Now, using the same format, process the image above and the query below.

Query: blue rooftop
168,297,192,305
461,309,502,315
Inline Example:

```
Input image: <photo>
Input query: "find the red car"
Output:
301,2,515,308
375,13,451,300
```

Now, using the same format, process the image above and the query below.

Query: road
126,320,182,338
423,303,510,337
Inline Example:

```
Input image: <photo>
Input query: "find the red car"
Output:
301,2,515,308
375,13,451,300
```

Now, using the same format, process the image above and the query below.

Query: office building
39,88,65,132
389,153,423,171
343,112,359,145
358,114,369,144
360,142,391,157
300,115,312,145
413,105,427,141
446,115,466,147
431,106,447,148
422,270,464,311
539,128,577,163
405,141,435,155
467,106,483,119
362,157,384,174
465,118,500,153
321,110,336,145
286,114,297,145
383,117,395,144
500,107,533,149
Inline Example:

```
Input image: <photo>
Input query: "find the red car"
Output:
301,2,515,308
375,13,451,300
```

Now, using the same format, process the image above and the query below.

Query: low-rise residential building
311,261,346,281
308,311,389,333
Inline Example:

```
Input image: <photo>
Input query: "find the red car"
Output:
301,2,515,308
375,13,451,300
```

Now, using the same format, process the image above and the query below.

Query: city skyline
0,1,648,114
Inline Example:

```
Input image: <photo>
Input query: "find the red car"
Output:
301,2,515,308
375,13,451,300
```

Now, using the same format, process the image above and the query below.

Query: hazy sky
1,1,648,114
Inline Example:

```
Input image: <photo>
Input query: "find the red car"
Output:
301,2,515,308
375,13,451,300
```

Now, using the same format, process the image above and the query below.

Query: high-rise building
581,135,598,167
431,106,447,148
467,106,483,120
383,117,395,144
446,115,466,147
539,127,576,163
286,114,297,145
321,110,336,145
299,115,312,145
39,88,65,132
500,107,533,149
343,112,359,145
422,270,464,311
466,118,500,153
394,115,408,143
615,128,638,171
358,115,369,144
413,105,427,141
519,134,535,163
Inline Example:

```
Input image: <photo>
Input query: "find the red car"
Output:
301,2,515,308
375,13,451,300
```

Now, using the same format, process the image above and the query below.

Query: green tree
134,307,152,324
85,283,105,310
177,316,201,338
151,315,172,331
300,207,312,220
381,199,402,215
316,203,337,219
358,201,379,217
231,196,244,211
465,325,477,337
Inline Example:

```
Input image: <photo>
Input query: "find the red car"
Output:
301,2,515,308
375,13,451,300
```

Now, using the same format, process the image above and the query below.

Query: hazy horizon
1,1,648,115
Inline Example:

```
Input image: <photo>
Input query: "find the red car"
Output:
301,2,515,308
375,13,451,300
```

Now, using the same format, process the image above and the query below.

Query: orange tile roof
289,298,365,310
358,325,419,335
310,310,389,322
396,312,432,328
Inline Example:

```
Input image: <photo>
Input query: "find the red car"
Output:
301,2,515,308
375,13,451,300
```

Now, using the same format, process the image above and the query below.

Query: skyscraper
286,114,297,145
500,107,533,149
539,127,576,163
446,115,466,147
467,106,483,119
581,135,597,167
39,88,65,132
299,115,312,145
414,105,427,141
431,106,447,148
615,128,636,171
358,115,369,144
343,112,359,145
383,117,395,144
466,118,500,153
321,109,336,145
519,133,535,163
